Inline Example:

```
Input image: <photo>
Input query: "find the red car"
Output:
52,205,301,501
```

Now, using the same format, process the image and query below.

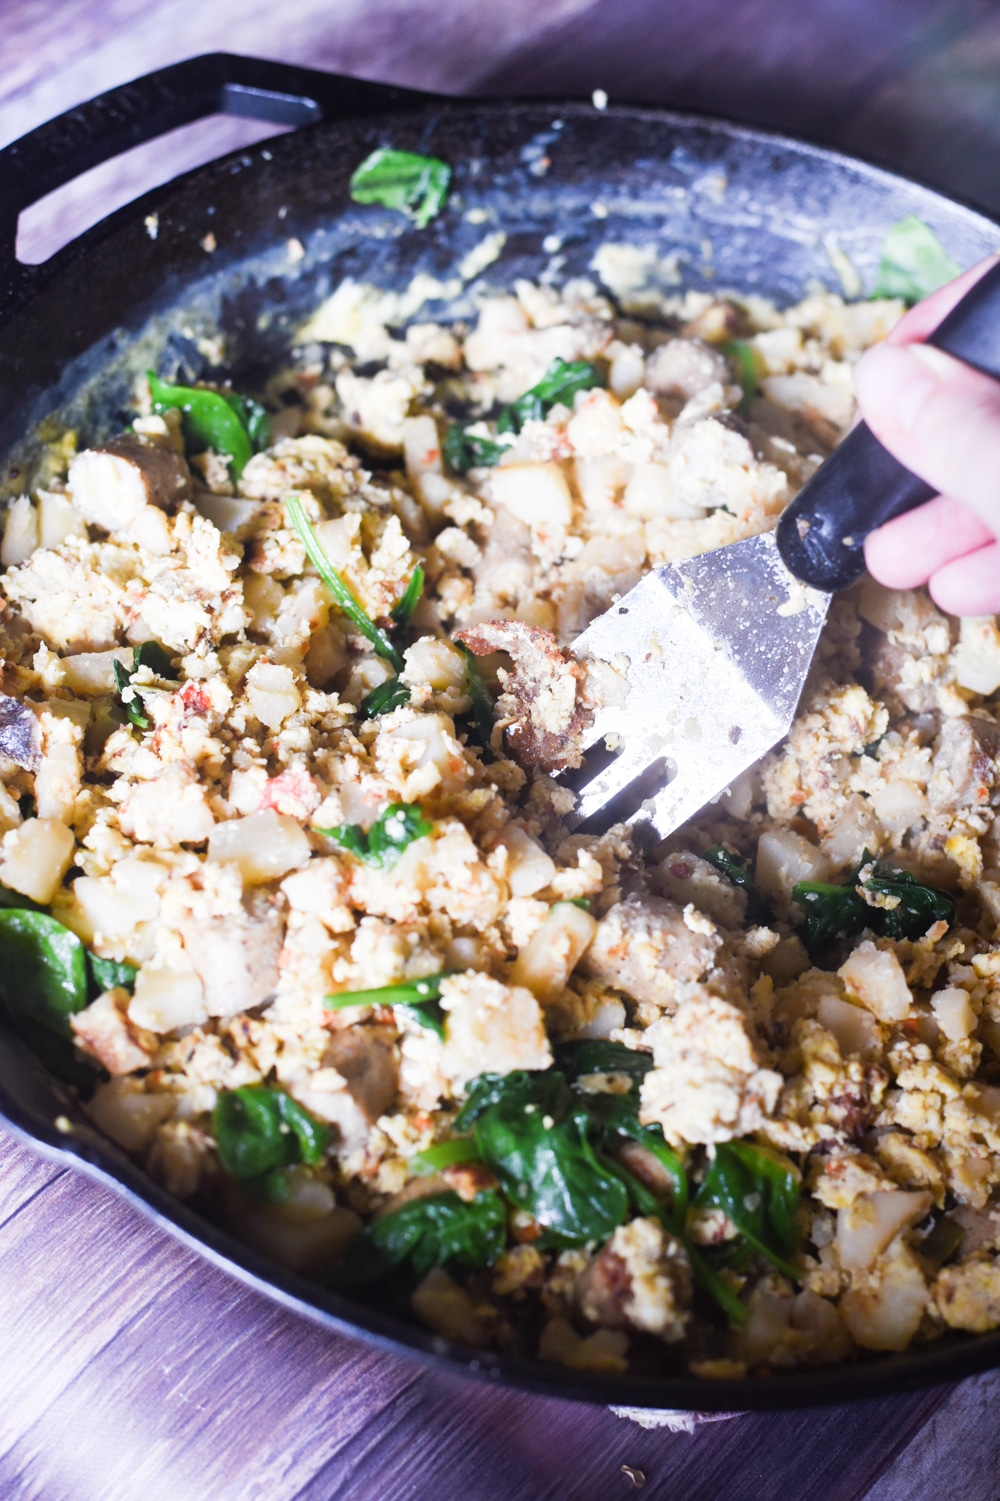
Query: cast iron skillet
0,52,998,1411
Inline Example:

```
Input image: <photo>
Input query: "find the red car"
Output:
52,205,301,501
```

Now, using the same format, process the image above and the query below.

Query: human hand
855,255,1000,614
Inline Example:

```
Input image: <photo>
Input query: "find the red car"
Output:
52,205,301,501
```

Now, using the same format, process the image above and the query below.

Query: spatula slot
559,737,625,795
573,755,675,836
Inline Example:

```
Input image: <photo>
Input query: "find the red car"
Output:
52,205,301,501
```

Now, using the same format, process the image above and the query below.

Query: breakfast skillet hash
1,228,1000,1380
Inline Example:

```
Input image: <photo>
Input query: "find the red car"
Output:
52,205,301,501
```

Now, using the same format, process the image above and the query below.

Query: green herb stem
285,493,403,670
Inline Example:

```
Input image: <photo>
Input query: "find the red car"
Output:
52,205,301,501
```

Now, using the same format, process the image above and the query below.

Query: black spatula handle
776,258,1000,591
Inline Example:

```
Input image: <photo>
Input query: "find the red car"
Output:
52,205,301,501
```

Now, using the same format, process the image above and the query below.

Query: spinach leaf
478,1099,629,1247
390,565,425,627
449,1064,753,1322
872,216,962,305
857,860,956,941
349,148,452,229
456,1069,629,1247
455,642,495,762
87,954,138,995
409,1136,484,1175
0,909,89,1039
497,358,605,435
694,1141,801,1280
337,1189,506,1288
148,372,269,481
792,877,866,954
553,1038,654,1090
442,424,507,475
319,802,432,869
580,1091,689,1221
132,640,177,679
442,360,603,475
793,851,955,955
112,640,178,732
213,1086,330,1186
325,969,450,1037
453,1070,534,1130
221,391,272,453
703,845,772,925
721,340,762,413
285,494,403,670
358,677,411,720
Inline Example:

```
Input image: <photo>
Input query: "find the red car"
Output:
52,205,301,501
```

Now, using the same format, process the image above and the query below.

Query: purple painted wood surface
4,4,1000,1496
3,1125,992,1501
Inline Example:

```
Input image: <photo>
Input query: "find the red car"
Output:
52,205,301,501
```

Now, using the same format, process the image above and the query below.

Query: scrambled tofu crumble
5,268,1000,1380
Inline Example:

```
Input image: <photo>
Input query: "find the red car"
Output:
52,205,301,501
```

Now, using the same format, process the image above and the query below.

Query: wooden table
5,4,1000,1496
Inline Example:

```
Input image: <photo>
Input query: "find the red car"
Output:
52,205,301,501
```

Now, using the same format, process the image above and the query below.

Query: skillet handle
776,258,1000,592
0,52,438,309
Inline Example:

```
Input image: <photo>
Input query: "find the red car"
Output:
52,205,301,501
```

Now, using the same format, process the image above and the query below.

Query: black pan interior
1,99,999,1409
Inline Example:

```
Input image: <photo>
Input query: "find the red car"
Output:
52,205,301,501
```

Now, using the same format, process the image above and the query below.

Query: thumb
854,341,1000,535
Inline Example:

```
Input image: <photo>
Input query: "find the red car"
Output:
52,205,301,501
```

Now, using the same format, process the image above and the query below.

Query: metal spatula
565,263,1000,838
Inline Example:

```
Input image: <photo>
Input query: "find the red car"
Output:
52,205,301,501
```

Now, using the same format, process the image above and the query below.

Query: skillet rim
1,82,999,1410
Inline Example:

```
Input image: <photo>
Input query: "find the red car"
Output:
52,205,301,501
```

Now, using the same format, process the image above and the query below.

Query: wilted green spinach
793,851,955,955
703,845,772,925
871,216,962,305
212,1085,330,1201
337,1189,506,1288
112,640,179,731
319,802,432,869
349,149,452,230
148,372,270,481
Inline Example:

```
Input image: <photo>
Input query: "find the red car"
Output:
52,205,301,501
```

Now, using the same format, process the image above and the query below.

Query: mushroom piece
581,894,721,1008
454,619,593,773
0,695,40,770
179,898,284,1018
68,436,191,532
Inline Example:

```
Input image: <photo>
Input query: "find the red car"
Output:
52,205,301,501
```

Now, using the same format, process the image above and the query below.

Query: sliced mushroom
0,695,40,770
68,436,191,532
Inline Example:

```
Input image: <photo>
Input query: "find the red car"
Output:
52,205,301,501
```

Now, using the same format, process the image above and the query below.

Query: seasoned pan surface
1,56,999,1408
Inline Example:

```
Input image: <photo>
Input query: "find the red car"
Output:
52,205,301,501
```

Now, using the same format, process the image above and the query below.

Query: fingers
853,341,1000,527
864,494,994,590
928,541,1000,615
885,254,1000,345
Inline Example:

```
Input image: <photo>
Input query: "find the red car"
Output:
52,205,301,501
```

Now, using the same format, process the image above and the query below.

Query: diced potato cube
931,986,977,1042
87,1078,175,1152
756,828,830,909
817,995,881,1058
128,965,208,1033
624,462,706,520
2,496,39,566
839,941,912,1023
0,816,75,903
208,808,311,884
402,637,468,695
836,1189,933,1271
246,661,301,730
37,489,87,550
840,1247,929,1351
510,901,597,1001
61,648,133,696
953,617,1000,696
402,415,443,504
34,743,80,822
489,463,573,528
498,824,557,899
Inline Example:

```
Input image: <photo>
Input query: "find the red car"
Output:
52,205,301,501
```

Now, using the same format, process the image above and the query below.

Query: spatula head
566,531,830,838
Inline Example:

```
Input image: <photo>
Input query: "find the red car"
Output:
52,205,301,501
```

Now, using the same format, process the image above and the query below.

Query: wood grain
4,4,1000,1497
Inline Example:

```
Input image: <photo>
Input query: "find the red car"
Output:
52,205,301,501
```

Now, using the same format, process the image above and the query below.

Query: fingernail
854,343,944,430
